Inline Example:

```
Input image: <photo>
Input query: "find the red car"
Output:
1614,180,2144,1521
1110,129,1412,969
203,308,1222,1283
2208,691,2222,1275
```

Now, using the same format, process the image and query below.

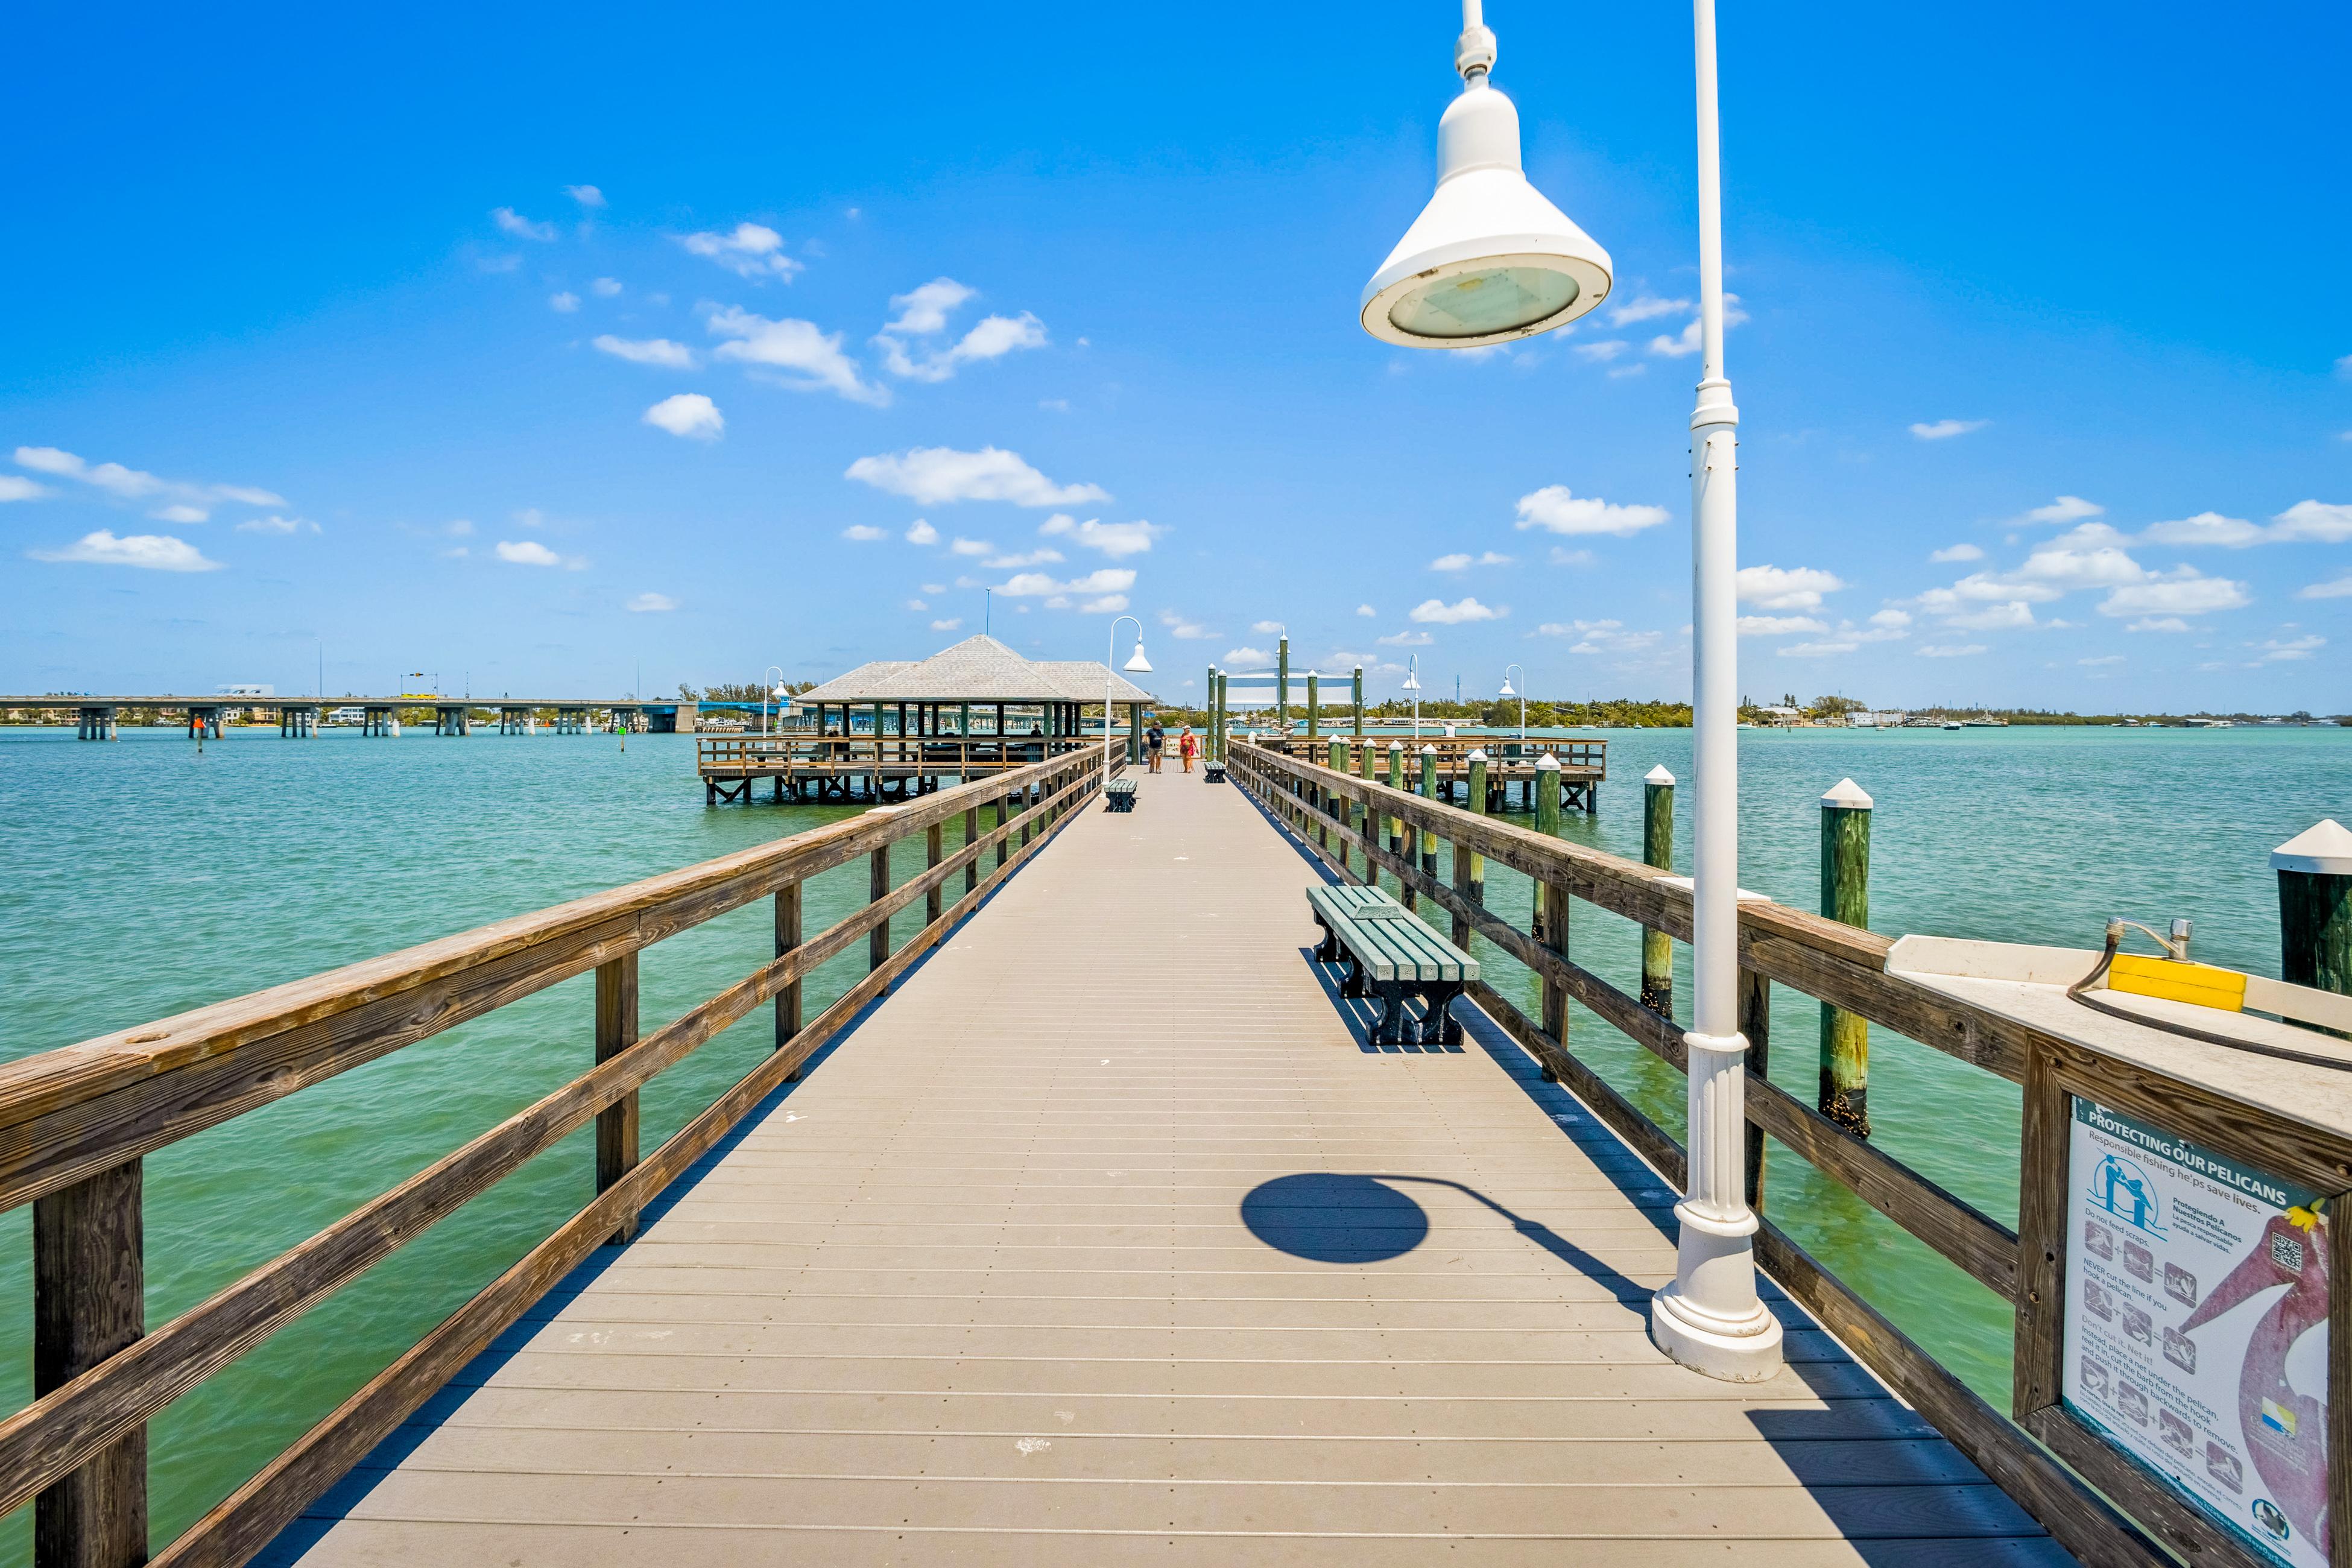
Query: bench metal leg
1422,982,1466,1045
1369,981,1411,1046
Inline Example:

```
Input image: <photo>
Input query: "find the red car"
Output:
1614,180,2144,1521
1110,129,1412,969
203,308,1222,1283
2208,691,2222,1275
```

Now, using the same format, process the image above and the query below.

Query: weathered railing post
926,821,944,925
1327,738,1349,872
1642,765,1676,1014
1358,739,1378,881
774,882,803,1077
1534,753,1567,1080
1818,779,1873,1135
1455,750,1488,948
964,806,980,893
1740,967,1770,1210
594,953,640,1243
34,1160,145,1568
2275,820,2352,1009
870,841,892,972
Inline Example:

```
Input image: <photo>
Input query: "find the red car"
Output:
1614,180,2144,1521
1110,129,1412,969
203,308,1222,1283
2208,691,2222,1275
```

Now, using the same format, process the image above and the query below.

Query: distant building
1758,705,1803,726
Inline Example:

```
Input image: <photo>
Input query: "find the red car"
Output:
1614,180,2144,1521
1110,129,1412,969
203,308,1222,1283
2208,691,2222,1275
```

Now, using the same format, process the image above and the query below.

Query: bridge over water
17,739,2321,1566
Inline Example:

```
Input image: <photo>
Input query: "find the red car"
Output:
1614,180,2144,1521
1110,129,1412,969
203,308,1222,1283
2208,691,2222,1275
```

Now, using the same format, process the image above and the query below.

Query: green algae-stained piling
1417,744,1440,891
1460,749,1489,949
2276,819,2352,1016
1534,752,1568,1073
1351,663,1364,736
1305,672,1319,742
1642,764,1676,1015
1327,738,1350,874
1818,777,1874,1135
1276,636,1289,728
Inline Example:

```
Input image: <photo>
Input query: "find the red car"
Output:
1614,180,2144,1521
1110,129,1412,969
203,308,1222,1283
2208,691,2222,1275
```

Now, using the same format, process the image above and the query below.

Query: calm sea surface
0,721,2344,1556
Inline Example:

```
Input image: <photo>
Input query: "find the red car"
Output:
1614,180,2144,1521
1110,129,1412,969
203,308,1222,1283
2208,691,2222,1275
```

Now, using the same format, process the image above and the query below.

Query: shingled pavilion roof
792,635,1157,706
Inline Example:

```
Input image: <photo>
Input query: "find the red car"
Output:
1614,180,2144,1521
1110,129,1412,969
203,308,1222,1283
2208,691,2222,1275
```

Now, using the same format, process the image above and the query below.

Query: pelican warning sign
2064,1097,2331,1567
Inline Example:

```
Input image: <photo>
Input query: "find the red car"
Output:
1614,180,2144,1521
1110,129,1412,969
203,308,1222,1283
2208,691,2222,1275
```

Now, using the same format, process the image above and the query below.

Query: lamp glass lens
1388,264,1578,340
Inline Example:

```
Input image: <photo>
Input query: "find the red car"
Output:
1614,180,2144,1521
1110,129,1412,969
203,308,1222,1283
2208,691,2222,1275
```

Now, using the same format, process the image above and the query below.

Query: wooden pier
23,726,2352,1566
697,733,1108,805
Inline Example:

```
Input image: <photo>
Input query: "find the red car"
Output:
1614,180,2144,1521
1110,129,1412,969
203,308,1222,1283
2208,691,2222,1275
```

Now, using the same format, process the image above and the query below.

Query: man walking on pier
1146,721,1165,773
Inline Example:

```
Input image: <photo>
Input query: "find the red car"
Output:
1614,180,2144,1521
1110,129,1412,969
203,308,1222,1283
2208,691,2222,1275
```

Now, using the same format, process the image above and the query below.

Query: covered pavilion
792,634,1159,759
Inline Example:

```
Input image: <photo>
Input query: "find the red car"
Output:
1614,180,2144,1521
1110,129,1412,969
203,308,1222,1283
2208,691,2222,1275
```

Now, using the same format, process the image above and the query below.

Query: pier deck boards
267,770,2066,1566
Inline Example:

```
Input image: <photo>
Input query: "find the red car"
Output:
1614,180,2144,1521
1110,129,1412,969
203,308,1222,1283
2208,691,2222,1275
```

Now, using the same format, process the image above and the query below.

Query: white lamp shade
1123,643,1152,672
771,683,787,698
1499,677,1516,697
1361,81,1612,349
1400,672,1421,691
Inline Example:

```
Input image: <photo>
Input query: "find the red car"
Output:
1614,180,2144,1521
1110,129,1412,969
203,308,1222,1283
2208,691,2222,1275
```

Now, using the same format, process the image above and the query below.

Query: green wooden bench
1105,777,1139,812
1203,757,1226,783
1306,882,1479,1046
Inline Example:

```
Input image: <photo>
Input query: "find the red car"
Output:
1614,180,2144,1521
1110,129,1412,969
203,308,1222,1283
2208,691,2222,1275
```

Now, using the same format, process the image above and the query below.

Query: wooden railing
0,747,1110,1568
695,734,1111,773
1227,740,2173,1568
1247,733,1607,774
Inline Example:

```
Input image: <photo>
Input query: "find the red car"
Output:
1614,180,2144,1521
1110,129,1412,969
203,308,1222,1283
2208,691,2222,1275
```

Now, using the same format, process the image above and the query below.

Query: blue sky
4,1,2348,710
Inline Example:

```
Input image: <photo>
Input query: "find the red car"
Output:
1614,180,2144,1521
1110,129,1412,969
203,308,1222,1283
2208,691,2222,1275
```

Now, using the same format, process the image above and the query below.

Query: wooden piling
1417,745,1438,890
774,881,803,1078
34,1159,145,1568
1306,673,1319,743
1277,637,1289,729
869,845,892,973
1819,778,1873,1136
1327,738,1350,873
1534,754,1567,1080
1740,967,1770,1210
1351,665,1364,737
1642,765,1676,1015
594,954,640,1243
1459,750,1488,949
2275,820,2352,1010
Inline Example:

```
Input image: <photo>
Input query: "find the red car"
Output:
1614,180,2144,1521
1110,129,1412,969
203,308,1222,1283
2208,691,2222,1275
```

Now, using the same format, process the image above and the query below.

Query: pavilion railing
0,747,1110,1568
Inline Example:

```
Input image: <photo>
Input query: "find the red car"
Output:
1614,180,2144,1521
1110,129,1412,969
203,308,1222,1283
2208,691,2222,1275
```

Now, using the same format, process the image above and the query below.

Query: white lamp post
1359,0,1778,1382
763,665,785,737
1501,663,1525,742
1108,615,1150,773
1402,656,1423,741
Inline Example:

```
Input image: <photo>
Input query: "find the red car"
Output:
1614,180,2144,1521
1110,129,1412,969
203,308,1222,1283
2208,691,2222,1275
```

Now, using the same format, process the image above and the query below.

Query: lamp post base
1649,1280,1785,1382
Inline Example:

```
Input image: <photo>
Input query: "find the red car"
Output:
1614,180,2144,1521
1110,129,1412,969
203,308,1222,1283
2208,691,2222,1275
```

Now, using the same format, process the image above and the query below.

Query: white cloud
949,537,993,557
1356,604,1375,617
1079,594,1128,613
931,618,963,631
993,567,1136,597
884,279,979,334
642,393,724,440
2270,501,2352,543
1917,573,2064,613
492,206,556,241
549,291,580,314
235,514,318,534
1036,514,1162,557
14,446,282,508
678,223,800,280
1647,294,1746,357
1869,608,1912,630
1429,552,1473,572
1251,621,1285,634
2126,617,2192,633
2079,655,2126,666
906,598,928,611
2297,574,2352,600
445,519,474,536
2139,511,2261,548
982,549,1061,567
2254,634,2325,663
29,530,221,572
1782,640,1860,657
1917,643,1987,658
628,592,678,612
841,525,887,541
2013,523,2147,589
594,334,697,368
1735,564,1844,611
566,185,606,209
2097,570,2249,618
1536,618,1664,657
1159,611,1216,640
151,504,210,523
1573,340,1631,362
1909,419,1988,440
921,583,946,594
1377,630,1434,646
495,539,575,566
0,476,51,502
706,307,884,404
1608,294,1689,326
590,277,622,297
1736,615,1828,636
2338,353,2352,380
1514,485,1671,537
1930,543,1985,563
1409,596,1505,624
880,311,1049,383
2027,495,2103,525
1223,646,1271,666
905,519,940,545
846,446,1108,507
1942,600,2039,631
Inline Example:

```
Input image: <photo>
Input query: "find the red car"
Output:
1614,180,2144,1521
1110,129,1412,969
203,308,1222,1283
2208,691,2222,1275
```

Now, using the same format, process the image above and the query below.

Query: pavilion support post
34,1159,145,1568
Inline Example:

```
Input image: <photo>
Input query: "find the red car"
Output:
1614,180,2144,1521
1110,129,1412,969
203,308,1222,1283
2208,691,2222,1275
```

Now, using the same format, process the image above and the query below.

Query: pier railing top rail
0,750,1085,1216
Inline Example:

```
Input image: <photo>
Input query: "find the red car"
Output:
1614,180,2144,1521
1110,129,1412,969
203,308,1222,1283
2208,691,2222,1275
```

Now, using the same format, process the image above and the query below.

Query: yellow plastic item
2107,953,2248,1013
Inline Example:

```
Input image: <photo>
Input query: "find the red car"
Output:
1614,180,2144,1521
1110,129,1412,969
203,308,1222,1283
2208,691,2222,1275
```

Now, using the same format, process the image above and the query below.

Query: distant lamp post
1501,663,1525,741
1108,615,1150,772
1402,656,1423,741
763,665,785,736
1358,0,1777,1381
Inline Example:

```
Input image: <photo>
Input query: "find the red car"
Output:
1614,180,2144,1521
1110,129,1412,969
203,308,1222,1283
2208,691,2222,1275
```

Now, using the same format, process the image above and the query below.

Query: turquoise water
0,721,2343,1557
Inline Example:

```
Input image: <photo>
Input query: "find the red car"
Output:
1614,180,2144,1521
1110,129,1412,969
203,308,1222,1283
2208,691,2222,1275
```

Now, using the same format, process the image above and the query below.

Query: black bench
1307,882,1479,1046
1105,777,1139,812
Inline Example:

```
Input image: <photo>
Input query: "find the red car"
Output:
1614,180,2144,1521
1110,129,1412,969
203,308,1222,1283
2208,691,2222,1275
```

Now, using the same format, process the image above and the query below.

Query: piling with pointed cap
2276,820,2352,1007
1386,741,1405,859
1352,665,1365,737
1418,745,1441,888
1328,738,1351,871
1642,765,1677,1014
1277,638,1291,731
1819,778,1874,1135
1306,672,1320,743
